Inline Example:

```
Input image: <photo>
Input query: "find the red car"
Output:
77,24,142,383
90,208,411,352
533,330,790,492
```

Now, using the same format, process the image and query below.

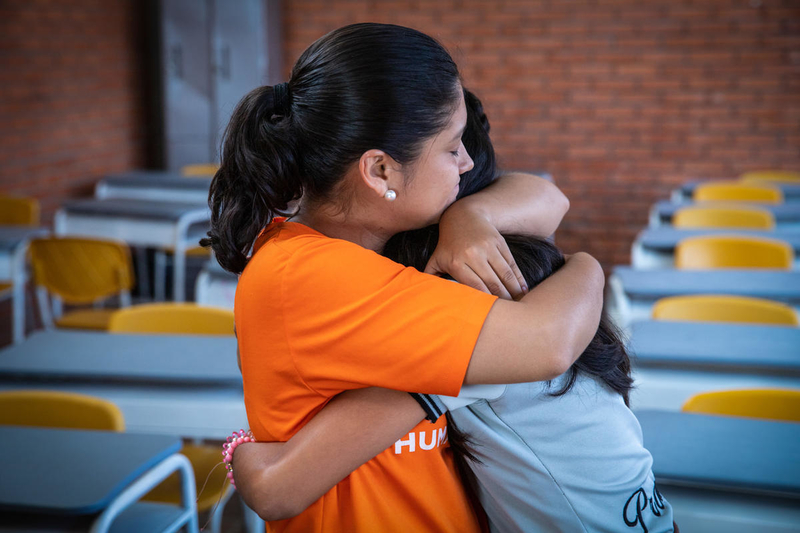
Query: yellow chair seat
161,246,210,257
673,205,774,230
55,308,117,330
0,390,125,431
143,444,231,511
652,295,798,326
682,389,800,422
675,235,794,269
109,303,235,336
181,163,219,178
693,181,783,203
740,170,800,183
0,282,11,295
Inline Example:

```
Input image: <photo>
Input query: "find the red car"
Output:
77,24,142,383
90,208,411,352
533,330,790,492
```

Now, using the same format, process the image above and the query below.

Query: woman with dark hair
230,87,675,532
209,22,606,531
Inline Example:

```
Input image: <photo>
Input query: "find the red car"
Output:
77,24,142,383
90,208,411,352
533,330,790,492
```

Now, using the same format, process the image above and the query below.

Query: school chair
682,389,800,423
740,170,800,183
692,181,783,203
652,295,798,326
153,246,210,301
28,237,134,330
0,195,40,226
675,235,794,270
0,390,125,431
108,303,235,335
672,205,775,230
181,163,219,177
108,302,235,532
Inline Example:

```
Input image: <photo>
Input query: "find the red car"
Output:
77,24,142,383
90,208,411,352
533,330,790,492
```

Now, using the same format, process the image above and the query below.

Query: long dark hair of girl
202,23,462,274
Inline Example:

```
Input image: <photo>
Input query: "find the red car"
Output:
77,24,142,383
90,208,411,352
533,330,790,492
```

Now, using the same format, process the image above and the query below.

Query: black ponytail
203,23,462,274
201,85,300,273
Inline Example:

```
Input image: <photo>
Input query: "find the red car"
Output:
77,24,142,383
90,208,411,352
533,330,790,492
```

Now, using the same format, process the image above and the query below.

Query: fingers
449,262,494,295
425,246,520,300
494,241,528,299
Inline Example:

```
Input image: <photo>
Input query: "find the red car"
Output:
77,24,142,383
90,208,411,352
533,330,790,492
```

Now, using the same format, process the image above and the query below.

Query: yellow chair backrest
28,237,134,304
675,235,793,269
181,163,219,178
0,390,125,431
652,295,798,326
109,303,235,335
673,205,775,230
740,170,800,183
693,181,783,203
682,389,800,423
0,196,40,225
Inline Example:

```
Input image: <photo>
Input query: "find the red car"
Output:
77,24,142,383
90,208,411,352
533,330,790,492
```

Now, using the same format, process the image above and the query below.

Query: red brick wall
283,0,800,267
0,0,147,222
1,0,798,270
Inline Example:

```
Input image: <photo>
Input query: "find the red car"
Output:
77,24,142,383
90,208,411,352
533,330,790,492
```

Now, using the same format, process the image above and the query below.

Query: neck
291,206,394,253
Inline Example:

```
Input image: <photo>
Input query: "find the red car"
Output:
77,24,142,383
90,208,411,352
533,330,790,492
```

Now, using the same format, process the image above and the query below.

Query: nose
459,141,474,174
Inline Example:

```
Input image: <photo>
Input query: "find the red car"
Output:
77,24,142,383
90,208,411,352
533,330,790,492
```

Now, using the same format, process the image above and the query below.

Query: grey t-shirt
418,373,674,533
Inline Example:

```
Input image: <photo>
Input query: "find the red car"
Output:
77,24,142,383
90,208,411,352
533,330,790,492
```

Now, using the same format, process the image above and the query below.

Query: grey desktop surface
628,320,800,373
638,410,800,495
636,228,800,252
0,330,240,384
0,426,181,514
654,200,800,223
61,198,209,221
0,226,49,252
612,266,800,302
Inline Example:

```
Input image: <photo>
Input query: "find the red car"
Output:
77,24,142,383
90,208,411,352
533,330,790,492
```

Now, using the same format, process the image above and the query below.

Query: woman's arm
465,251,604,384
426,173,569,299
233,388,424,521
458,172,570,238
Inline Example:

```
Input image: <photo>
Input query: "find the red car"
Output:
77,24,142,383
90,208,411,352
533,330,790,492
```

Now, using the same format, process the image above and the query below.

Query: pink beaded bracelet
222,429,256,488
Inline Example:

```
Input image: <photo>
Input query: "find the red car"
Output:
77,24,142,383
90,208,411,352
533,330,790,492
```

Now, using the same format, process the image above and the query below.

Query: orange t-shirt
236,220,497,532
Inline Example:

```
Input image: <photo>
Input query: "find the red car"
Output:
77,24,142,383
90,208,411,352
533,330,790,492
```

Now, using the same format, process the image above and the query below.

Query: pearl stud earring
384,189,397,201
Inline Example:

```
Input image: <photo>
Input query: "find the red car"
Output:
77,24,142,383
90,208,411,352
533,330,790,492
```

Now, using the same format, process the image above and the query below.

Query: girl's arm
426,173,569,299
233,388,424,521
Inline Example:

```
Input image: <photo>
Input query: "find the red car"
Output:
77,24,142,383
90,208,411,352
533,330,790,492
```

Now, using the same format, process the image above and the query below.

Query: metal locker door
210,0,268,162
161,0,213,170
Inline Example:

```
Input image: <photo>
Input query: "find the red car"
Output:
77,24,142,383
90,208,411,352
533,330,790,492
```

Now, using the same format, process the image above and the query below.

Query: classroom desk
648,200,800,229
631,227,800,270
95,171,212,205
606,266,800,328
629,320,800,373
54,199,210,301
0,426,198,533
0,226,49,344
626,320,800,410
0,331,246,439
637,410,800,533
671,179,800,203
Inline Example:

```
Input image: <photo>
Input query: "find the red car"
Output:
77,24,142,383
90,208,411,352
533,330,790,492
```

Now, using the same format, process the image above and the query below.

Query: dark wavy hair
202,23,462,273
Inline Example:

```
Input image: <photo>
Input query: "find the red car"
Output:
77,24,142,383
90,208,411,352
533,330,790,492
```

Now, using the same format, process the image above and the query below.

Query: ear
357,149,403,198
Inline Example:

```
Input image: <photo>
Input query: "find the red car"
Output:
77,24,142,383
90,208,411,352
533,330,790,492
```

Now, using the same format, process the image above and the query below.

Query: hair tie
272,82,291,116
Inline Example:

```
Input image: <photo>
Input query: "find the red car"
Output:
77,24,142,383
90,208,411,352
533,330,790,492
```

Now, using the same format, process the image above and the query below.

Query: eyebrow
450,123,467,143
